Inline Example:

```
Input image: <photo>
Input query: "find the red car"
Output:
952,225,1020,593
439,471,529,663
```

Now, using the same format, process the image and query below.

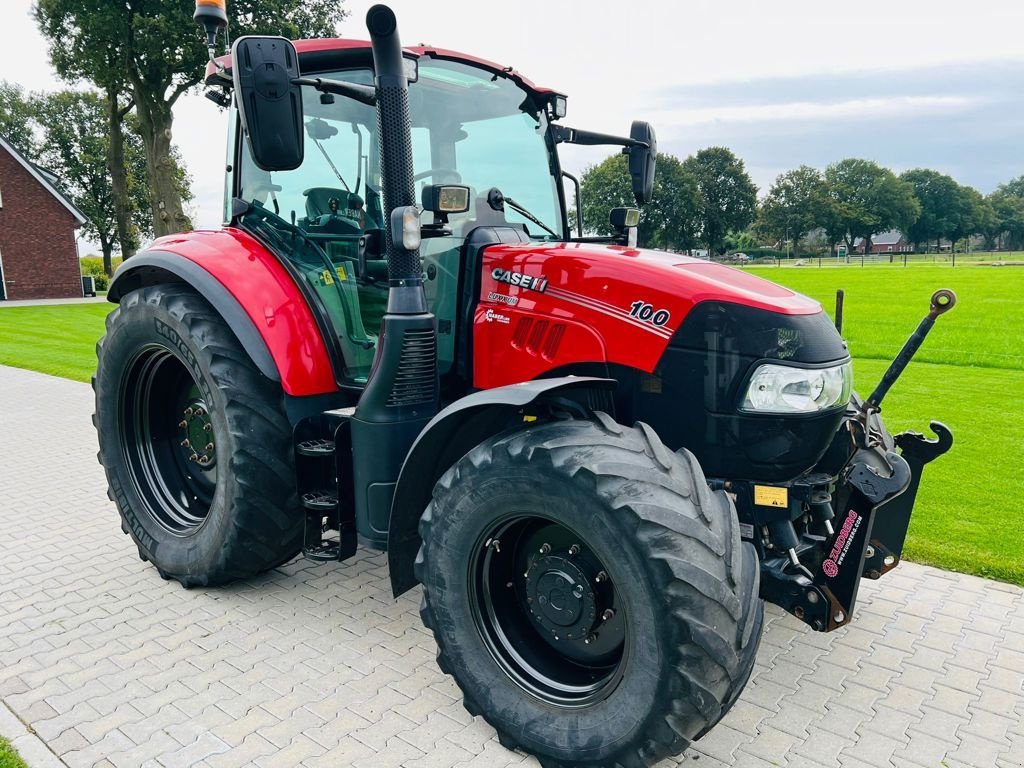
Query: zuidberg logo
491,268,548,293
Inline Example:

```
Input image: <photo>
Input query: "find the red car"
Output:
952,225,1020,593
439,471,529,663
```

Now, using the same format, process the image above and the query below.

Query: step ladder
295,408,358,562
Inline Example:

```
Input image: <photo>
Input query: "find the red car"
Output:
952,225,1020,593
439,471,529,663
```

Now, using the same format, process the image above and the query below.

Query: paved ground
1,363,1022,768
0,296,107,307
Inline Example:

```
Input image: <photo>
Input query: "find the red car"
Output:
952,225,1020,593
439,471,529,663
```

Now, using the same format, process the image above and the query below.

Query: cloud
649,60,1024,194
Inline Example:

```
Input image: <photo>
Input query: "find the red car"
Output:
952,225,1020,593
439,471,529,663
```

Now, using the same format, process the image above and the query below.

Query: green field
1,265,1022,585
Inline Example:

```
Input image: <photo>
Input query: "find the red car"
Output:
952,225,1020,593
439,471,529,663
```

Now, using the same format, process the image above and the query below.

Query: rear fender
108,229,337,396
387,376,616,596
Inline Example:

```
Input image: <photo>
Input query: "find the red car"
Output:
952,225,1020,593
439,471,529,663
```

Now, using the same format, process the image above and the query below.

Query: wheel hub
178,400,215,468
526,554,597,640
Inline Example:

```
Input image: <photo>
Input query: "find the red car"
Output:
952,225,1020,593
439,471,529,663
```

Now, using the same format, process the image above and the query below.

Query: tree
758,166,826,256
0,81,38,155
579,153,701,250
947,185,985,252
35,0,347,238
32,90,157,275
989,178,1024,250
900,169,964,251
824,159,920,258
682,147,757,254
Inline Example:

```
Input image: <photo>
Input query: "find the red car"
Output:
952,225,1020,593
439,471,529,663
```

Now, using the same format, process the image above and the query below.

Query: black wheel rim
119,346,218,535
469,515,627,707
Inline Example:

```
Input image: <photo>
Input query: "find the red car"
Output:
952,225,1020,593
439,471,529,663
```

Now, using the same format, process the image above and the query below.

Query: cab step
295,414,358,563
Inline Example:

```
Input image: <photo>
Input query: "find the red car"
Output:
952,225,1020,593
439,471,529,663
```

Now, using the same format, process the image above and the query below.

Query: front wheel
416,415,763,768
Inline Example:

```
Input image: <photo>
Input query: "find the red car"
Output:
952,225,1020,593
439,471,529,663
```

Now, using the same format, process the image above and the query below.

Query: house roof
0,134,88,227
853,230,903,247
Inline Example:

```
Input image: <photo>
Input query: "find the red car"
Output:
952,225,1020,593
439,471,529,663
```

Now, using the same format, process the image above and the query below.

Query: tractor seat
304,187,352,219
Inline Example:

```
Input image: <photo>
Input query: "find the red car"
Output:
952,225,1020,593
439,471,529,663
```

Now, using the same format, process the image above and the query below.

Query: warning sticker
754,485,789,508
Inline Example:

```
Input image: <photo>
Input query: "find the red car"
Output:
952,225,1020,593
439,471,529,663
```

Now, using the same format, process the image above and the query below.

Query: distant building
0,134,88,300
852,230,913,254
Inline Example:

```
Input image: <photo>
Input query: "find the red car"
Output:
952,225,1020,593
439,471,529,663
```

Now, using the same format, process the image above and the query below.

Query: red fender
111,228,338,397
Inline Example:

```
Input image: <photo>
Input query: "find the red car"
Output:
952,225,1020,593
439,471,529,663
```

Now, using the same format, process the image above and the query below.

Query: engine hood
473,240,828,389
483,241,821,317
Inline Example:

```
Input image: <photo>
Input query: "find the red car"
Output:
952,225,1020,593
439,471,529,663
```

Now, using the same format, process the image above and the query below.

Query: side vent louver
386,328,437,407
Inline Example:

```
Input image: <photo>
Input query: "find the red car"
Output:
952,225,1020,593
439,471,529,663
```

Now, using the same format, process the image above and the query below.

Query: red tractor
93,3,955,765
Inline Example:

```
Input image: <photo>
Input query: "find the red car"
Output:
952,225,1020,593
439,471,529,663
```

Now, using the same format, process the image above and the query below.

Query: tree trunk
106,89,134,268
133,90,190,237
101,237,115,278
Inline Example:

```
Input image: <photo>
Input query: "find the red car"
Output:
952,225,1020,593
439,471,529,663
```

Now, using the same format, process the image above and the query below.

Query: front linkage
738,290,956,632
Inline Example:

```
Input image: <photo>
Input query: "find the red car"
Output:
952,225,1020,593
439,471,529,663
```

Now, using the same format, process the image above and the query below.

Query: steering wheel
413,168,462,184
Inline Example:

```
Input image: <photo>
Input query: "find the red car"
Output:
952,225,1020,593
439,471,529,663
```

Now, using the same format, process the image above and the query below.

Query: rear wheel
416,415,763,768
93,284,303,586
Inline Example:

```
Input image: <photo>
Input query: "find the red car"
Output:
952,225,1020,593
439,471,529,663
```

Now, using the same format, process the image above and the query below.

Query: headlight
741,361,852,414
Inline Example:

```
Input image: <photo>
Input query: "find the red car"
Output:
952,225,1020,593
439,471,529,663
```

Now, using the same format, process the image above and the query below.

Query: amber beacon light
194,0,228,51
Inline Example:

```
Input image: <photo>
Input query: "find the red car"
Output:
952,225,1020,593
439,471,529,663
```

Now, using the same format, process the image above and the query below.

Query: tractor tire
416,414,763,768
93,284,302,587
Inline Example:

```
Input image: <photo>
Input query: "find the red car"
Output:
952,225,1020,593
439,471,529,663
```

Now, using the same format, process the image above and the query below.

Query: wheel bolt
573,585,584,599
204,443,215,452
569,544,580,556
178,420,188,429
184,407,194,417
539,543,551,554
194,408,205,417
203,423,213,433
180,439,190,448
595,570,608,583
601,609,615,622
584,634,597,645
189,453,199,462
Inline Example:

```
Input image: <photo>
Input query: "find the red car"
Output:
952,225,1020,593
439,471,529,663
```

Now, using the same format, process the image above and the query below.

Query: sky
1,0,1022,249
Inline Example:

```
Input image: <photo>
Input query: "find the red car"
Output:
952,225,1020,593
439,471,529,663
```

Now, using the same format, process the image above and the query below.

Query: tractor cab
220,48,569,386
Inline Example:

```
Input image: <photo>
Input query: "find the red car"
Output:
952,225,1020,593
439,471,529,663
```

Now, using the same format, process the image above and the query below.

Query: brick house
851,230,913,254
0,134,87,300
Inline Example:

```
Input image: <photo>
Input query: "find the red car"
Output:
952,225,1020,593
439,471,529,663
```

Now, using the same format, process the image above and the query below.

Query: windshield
235,56,563,384
238,58,563,239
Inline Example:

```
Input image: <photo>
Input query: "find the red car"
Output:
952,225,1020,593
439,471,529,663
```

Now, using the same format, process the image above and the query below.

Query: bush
79,255,123,278
743,247,787,260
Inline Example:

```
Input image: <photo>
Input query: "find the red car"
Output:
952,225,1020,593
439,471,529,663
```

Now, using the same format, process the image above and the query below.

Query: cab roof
205,38,557,97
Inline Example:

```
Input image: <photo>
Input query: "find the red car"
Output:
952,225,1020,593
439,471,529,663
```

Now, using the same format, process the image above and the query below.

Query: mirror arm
551,124,647,149
561,170,583,237
293,77,377,106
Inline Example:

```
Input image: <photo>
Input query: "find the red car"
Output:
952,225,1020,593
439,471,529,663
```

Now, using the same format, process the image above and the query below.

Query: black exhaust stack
351,4,439,549
366,4,424,311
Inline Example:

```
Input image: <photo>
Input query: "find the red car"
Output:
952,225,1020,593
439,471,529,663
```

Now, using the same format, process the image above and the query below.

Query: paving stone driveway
1,363,1022,768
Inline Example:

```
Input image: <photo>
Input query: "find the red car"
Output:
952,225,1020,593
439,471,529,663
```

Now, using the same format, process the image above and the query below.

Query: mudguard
387,376,616,596
108,229,337,396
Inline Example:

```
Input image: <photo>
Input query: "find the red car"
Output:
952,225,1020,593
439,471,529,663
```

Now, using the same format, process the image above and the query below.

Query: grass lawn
0,737,28,768
1,264,1021,585
0,303,110,382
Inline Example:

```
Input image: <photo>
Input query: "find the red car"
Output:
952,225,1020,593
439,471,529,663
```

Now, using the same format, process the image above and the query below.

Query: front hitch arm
862,421,954,578
812,450,912,630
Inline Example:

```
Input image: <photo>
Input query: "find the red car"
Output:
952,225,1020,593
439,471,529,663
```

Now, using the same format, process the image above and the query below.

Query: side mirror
232,36,304,171
627,120,657,205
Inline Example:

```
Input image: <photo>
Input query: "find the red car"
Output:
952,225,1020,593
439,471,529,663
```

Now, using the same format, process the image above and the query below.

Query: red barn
0,134,87,300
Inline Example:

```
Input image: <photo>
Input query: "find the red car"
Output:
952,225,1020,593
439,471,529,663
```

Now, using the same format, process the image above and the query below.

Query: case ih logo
822,509,862,579
492,268,548,293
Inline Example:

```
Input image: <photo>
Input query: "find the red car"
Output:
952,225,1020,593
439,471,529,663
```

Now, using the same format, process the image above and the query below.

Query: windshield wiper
311,138,351,192
502,195,559,238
